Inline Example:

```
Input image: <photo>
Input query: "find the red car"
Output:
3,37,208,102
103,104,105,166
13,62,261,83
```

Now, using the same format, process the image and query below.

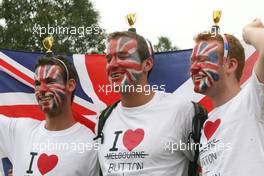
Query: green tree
154,36,179,52
0,0,106,53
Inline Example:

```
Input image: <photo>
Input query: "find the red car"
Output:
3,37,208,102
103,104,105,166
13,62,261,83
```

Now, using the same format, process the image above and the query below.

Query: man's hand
243,18,264,49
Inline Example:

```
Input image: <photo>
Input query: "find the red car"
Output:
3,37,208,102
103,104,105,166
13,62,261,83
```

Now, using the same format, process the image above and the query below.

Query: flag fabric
0,43,258,176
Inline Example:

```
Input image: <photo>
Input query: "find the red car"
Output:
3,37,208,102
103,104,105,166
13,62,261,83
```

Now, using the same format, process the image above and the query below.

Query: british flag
0,43,258,175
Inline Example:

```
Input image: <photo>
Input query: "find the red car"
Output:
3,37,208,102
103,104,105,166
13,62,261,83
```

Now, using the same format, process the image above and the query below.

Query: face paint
34,65,66,114
190,42,221,93
106,36,143,88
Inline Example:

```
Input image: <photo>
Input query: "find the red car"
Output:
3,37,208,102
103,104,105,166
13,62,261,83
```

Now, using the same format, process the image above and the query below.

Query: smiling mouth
194,75,205,80
110,72,125,79
38,95,53,102
192,70,208,80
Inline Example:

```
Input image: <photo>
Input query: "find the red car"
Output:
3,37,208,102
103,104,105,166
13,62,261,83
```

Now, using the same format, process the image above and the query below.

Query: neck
210,80,240,107
45,104,76,131
120,86,155,107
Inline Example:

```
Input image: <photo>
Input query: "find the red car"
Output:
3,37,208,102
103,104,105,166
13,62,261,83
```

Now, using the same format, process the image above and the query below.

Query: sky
90,0,264,49
0,0,263,50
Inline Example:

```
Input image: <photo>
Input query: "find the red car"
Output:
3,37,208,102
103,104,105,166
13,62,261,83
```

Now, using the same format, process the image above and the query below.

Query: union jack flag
0,43,258,175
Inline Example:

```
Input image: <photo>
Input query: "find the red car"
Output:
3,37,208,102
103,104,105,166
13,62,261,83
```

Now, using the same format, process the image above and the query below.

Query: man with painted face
0,56,99,175
190,19,264,175
97,31,196,176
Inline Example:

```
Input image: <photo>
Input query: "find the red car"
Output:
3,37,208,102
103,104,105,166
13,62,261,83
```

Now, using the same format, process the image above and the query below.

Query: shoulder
76,122,96,137
243,70,264,92
15,118,41,129
156,91,194,113
0,115,41,129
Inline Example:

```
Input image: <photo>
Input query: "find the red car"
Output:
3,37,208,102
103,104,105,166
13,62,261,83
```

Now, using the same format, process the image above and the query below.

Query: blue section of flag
149,50,192,93
0,71,33,93
1,49,43,72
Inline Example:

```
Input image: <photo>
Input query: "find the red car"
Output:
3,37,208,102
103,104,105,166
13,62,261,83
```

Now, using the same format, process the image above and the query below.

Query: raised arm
243,18,264,83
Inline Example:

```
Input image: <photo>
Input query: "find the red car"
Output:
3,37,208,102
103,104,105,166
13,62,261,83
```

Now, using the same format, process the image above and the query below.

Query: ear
67,79,76,93
225,58,238,75
143,57,154,73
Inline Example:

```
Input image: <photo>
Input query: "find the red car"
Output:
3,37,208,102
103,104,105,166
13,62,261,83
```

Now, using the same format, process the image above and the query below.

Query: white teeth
111,73,123,78
194,75,206,80
40,95,53,101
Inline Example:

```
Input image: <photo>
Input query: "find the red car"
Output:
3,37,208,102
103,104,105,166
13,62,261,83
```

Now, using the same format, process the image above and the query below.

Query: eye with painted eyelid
197,56,209,62
34,80,40,86
105,54,112,63
45,78,58,84
117,52,129,59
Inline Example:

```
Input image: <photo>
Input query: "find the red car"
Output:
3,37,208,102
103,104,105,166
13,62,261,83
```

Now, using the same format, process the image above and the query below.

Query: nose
190,61,201,75
109,56,119,67
35,82,49,95
106,57,119,74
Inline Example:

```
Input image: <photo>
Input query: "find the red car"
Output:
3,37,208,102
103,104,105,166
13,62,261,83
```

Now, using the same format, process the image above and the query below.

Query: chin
194,86,209,95
47,109,62,117
41,104,61,117
194,88,204,94
41,106,51,113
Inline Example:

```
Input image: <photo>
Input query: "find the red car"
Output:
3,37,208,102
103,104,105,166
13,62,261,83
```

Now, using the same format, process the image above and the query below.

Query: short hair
194,33,245,81
35,55,78,102
108,31,154,77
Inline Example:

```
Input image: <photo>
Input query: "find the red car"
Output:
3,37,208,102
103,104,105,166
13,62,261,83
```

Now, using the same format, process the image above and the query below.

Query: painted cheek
201,62,220,81
192,62,220,93
53,90,65,107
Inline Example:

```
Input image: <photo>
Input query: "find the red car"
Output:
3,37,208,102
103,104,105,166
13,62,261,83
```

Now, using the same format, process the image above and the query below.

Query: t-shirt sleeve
0,115,15,158
244,70,264,122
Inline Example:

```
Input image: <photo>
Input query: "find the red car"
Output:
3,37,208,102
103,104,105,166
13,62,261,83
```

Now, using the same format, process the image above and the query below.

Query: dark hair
108,31,154,77
194,33,245,81
35,55,78,102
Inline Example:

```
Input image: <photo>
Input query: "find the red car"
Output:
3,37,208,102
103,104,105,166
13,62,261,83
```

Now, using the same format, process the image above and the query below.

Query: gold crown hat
42,36,70,81
211,10,229,60
211,10,222,34
42,36,54,57
126,13,137,33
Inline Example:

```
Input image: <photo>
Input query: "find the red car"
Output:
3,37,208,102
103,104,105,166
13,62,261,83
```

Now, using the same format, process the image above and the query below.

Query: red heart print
123,128,144,151
37,153,58,175
204,119,221,140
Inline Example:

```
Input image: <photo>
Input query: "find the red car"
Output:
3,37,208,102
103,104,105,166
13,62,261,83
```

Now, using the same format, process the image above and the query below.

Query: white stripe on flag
73,54,106,113
0,93,37,105
0,52,35,88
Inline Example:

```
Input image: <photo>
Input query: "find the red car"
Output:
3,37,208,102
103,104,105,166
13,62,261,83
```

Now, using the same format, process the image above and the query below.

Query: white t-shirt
97,91,195,176
199,71,264,176
0,116,99,176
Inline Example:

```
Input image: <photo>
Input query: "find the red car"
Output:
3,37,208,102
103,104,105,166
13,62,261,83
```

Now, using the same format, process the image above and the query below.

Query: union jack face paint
106,36,143,89
190,41,221,93
34,65,66,114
